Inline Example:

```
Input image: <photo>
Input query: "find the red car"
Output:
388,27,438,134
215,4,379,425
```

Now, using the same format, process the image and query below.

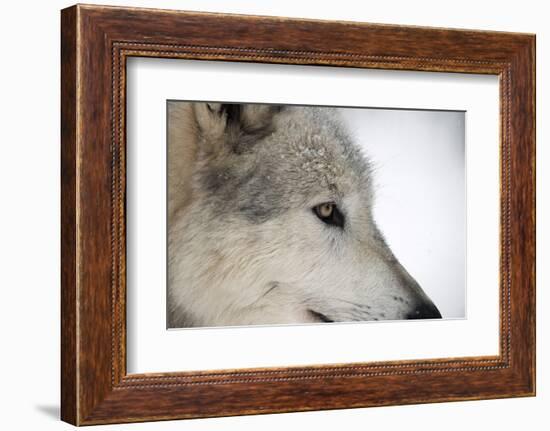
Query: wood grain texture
60,4,535,425
60,5,78,425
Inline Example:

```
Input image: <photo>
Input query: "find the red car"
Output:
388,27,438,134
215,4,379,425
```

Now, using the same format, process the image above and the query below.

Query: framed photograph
61,4,535,425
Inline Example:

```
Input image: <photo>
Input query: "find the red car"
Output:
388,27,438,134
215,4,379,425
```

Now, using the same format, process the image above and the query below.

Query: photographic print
167,102,465,328
61,6,535,424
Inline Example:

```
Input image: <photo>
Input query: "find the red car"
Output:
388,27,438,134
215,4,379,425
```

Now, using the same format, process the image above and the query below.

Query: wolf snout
389,261,442,320
406,300,442,320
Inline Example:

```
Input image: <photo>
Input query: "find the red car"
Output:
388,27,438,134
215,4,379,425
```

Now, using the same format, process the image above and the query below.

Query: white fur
167,102,440,327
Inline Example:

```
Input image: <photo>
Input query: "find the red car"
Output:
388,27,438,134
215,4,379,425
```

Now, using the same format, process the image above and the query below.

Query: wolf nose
406,301,442,319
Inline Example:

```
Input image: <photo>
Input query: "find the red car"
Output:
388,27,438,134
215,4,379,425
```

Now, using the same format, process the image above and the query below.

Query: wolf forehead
197,104,373,222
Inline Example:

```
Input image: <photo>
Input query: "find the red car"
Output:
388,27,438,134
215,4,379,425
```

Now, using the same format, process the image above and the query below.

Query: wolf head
168,102,441,327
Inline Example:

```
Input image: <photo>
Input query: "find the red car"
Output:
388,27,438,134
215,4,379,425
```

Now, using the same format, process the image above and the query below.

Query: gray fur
167,102,441,328
197,106,371,224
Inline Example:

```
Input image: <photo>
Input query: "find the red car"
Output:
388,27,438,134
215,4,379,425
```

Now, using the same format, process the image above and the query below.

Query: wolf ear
193,103,283,155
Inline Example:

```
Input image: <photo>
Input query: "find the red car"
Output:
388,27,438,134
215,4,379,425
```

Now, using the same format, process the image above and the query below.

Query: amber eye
313,202,345,228
317,202,334,218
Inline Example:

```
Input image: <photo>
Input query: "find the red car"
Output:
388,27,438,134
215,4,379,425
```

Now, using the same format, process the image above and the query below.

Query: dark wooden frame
61,4,536,426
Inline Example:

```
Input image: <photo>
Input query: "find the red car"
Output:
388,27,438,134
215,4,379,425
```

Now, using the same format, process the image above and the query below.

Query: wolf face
168,102,441,328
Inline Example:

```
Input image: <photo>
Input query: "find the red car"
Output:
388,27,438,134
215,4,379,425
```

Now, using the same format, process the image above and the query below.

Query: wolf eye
313,202,344,228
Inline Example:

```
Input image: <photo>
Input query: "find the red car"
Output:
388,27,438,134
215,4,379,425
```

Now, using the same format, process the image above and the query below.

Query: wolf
167,102,441,328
